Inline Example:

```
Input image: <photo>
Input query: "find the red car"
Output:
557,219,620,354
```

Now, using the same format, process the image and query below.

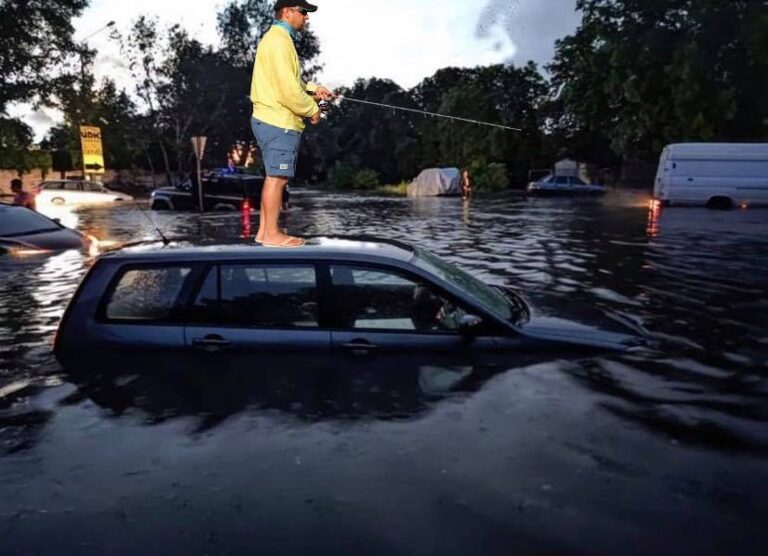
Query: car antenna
132,201,171,246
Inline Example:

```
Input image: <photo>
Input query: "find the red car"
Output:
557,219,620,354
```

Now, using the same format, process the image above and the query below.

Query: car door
183,262,331,374
324,263,510,399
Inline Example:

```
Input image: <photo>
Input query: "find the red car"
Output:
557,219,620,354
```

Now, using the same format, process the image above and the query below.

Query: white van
654,143,768,209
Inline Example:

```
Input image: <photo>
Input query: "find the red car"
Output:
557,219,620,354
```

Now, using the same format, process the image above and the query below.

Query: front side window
87,183,104,192
192,264,318,328
330,265,467,332
105,266,192,321
555,176,569,185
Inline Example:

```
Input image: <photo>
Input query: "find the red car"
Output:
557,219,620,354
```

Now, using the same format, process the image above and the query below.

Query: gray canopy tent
406,168,461,197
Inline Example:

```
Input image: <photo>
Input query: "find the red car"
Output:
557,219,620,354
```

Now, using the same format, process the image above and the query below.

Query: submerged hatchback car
54,238,642,368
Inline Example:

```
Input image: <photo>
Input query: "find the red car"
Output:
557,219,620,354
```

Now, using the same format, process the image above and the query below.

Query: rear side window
191,264,318,328
105,267,192,321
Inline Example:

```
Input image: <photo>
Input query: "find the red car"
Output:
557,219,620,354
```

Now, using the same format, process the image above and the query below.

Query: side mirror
458,314,483,341
52,218,61,224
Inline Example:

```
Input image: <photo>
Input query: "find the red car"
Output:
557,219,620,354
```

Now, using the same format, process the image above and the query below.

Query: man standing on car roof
250,0,333,248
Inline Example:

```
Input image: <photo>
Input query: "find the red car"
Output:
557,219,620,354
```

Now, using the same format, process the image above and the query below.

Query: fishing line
334,96,522,132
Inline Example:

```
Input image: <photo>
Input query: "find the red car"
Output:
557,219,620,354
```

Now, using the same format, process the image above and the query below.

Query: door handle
340,341,379,353
192,335,231,351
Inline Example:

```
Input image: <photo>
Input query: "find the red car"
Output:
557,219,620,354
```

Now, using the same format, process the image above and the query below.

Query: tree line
1,0,765,189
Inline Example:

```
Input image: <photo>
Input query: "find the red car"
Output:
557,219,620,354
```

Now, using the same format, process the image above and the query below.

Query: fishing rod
331,96,523,132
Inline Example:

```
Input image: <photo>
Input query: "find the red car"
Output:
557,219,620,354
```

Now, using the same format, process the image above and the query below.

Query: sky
13,0,582,141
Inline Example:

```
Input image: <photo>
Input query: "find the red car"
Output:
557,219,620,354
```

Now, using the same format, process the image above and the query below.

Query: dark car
54,237,644,370
0,204,90,256
149,171,288,212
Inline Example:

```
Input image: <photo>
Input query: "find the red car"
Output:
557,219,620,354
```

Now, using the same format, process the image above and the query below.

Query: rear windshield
0,207,61,237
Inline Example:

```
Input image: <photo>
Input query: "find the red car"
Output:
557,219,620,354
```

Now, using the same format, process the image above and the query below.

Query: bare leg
256,194,267,242
256,176,302,246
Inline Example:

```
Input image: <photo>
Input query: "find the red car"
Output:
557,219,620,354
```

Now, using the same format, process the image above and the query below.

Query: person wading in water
10,179,36,210
250,0,334,248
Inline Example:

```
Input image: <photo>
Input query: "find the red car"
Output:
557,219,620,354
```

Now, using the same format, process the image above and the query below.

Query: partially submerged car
150,171,289,212
36,180,134,206
527,175,606,196
0,204,91,256
54,238,644,369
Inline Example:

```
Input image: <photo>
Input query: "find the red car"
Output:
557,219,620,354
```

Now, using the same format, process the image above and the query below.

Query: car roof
42,179,104,184
99,236,417,265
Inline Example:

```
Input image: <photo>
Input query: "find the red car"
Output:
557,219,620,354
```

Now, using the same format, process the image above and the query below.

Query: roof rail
99,234,417,256
304,234,416,253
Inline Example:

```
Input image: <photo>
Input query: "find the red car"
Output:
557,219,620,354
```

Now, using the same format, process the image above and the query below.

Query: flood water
1,190,767,555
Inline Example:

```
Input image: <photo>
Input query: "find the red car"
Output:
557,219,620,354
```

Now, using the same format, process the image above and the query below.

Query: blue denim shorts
251,118,301,178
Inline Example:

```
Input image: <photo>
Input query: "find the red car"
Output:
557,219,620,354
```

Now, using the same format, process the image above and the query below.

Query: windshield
414,247,517,322
0,207,61,236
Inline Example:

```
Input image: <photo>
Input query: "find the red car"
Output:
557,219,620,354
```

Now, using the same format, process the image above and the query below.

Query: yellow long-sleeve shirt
250,25,319,132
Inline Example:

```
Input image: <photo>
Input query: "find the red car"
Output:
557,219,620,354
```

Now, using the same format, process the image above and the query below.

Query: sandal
262,236,306,248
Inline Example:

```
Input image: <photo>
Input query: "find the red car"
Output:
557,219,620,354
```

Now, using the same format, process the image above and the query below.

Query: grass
371,182,409,195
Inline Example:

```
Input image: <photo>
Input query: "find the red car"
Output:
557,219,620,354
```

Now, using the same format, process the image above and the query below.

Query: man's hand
310,111,322,125
313,86,334,102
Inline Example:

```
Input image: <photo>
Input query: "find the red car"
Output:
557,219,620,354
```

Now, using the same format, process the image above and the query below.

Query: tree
549,0,768,164
412,64,549,186
0,0,88,173
0,0,89,113
0,118,51,174
217,0,322,79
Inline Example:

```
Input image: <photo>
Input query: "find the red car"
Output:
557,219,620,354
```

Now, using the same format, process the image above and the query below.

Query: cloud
312,0,519,89
477,0,581,68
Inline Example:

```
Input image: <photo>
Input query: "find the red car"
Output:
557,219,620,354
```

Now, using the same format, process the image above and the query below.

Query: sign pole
196,156,203,213
191,136,207,213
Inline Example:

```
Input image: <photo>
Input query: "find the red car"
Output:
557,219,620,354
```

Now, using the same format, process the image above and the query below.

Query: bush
468,161,509,192
352,168,380,190
328,161,358,189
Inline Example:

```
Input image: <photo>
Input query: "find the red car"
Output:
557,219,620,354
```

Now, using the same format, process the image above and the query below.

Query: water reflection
58,359,507,431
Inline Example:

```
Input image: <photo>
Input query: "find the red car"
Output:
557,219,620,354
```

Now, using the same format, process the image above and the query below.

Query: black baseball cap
274,0,317,12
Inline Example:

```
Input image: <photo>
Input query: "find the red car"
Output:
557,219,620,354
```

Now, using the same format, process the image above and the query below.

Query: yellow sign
79,126,105,174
